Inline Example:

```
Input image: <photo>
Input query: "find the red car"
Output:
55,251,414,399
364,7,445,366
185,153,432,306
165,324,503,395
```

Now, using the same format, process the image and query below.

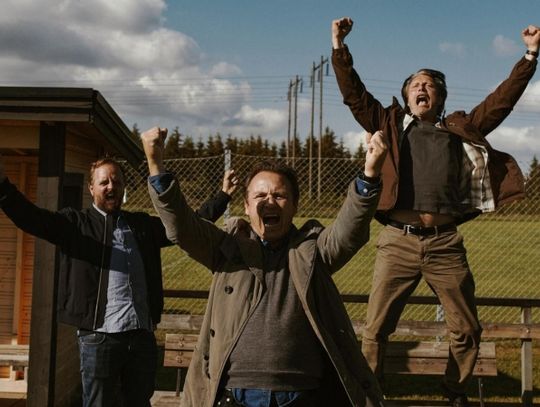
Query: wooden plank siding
0,156,37,382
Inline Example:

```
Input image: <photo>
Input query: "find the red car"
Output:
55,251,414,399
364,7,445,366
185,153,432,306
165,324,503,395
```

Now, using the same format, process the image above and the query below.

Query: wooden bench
0,344,29,394
164,333,198,396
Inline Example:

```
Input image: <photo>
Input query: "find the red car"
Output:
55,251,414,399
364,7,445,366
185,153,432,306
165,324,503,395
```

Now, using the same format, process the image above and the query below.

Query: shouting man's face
406,73,441,122
89,163,125,213
244,171,297,245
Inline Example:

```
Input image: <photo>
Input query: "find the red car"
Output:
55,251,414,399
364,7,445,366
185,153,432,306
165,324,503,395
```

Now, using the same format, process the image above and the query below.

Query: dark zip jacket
0,178,230,330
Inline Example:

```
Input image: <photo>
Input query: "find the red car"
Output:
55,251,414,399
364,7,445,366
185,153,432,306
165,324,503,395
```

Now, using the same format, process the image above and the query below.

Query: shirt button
224,286,234,294
362,188,368,194
209,329,215,337
361,380,371,389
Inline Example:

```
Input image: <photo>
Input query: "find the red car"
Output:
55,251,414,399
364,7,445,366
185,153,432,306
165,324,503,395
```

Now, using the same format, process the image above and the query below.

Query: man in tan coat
141,127,387,407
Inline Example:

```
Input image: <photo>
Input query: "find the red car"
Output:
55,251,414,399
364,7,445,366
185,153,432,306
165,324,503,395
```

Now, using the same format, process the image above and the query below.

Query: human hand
332,17,353,49
222,169,239,196
522,25,540,52
363,131,388,178
140,127,167,176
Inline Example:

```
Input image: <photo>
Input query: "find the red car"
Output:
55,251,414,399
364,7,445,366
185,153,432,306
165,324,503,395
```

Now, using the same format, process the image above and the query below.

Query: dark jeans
78,329,157,407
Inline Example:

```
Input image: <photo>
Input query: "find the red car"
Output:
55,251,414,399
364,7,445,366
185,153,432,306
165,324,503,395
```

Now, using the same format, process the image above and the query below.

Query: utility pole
287,80,293,164
286,76,302,165
309,62,316,199
309,56,328,199
292,75,302,165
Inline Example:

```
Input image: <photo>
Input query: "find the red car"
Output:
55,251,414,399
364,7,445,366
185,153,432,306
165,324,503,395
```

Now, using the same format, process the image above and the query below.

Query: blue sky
1,0,539,167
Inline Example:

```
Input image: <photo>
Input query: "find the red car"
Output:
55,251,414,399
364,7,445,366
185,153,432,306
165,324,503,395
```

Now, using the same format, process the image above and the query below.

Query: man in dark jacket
331,17,539,406
0,155,237,407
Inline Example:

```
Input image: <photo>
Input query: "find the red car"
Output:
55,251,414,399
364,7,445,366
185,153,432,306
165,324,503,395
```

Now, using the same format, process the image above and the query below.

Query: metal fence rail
122,152,540,323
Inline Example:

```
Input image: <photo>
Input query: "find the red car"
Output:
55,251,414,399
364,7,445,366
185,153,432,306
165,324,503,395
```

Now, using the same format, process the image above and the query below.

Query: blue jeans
231,388,314,407
78,329,157,407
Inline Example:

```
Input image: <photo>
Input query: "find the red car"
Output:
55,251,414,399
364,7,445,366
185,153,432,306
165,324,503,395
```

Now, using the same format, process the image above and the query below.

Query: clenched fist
364,130,388,178
141,127,168,176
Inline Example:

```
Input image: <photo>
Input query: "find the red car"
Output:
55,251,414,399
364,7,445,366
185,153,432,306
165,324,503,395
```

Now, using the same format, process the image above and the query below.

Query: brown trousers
362,225,482,395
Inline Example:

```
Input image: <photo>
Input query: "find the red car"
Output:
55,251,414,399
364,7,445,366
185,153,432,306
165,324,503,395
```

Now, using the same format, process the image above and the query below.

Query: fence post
521,306,533,407
224,149,232,221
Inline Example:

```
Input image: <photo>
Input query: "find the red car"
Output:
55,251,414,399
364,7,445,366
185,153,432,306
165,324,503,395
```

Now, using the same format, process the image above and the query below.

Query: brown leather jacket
332,46,537,223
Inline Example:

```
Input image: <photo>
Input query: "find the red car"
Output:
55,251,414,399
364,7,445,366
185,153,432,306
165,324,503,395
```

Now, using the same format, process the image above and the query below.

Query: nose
256,196,276,213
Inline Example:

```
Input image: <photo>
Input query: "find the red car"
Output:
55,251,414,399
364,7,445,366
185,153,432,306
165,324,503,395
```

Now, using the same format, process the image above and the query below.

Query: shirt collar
92,203,107,217
403,113,442,131
92,203,121,220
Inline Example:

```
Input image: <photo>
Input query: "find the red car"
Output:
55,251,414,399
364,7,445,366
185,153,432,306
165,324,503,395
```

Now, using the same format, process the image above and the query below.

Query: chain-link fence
122,152,540,324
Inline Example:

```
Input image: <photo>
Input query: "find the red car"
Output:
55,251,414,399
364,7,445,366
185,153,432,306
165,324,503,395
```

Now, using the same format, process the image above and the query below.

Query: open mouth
263,214,280,227
416,95,429,107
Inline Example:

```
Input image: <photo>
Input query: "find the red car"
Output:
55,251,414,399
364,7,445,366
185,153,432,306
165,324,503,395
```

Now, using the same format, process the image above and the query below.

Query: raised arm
141,127,228,271
0,153,73,246
331,17,392,133
317,131,387,272
467,25,538,135
196,169,239,222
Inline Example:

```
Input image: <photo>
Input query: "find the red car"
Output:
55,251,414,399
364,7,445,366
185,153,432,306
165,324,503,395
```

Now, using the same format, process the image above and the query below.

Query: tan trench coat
149,179,385,407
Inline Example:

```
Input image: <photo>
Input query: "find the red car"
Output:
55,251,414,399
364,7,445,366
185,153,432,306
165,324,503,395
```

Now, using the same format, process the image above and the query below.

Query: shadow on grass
384,373,538,405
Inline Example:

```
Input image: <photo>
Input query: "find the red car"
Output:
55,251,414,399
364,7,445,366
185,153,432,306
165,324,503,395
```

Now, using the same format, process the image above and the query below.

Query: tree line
129,124,366,160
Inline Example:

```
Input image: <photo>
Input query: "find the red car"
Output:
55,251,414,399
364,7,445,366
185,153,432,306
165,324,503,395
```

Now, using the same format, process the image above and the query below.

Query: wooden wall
0,156,38,380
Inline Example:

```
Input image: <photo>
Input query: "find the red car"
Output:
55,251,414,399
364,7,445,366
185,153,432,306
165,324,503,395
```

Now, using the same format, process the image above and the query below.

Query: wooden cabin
0,87,142,406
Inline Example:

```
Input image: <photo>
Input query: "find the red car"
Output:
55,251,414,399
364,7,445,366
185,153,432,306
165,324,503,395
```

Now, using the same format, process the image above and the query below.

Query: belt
387,219,456,236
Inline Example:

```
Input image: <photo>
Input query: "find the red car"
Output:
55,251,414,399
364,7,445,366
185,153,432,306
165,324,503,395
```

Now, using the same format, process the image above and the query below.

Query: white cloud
342,130,366,154
439,42,466,58
222,105,286,133
488,126,540,168
515,79,540,113
209,62,243,77
492,34,521,57
0,0,275,139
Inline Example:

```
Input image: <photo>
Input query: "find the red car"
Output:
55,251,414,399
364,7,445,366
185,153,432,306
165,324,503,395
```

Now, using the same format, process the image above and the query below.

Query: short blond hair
88,157,125,185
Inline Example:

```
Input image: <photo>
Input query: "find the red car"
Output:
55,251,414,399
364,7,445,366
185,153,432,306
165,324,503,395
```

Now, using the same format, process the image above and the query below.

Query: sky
1,0,540,169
